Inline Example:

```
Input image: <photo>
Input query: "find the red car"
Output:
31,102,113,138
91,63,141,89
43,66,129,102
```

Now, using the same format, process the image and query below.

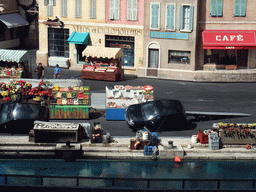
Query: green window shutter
151,4,159,29
240,0,247,16
179,5,184,30
75,0,82,18
189,6,194,31
217,0,223,16
211,0,223,17
234,0,240,16
90,0,96,19
127,0,132,20
132,0,138,21
61,0,67,17
166,4,174,30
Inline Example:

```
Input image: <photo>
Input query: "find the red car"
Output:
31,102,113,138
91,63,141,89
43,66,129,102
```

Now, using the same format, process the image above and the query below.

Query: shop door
237,49,248,69
147,49,159,77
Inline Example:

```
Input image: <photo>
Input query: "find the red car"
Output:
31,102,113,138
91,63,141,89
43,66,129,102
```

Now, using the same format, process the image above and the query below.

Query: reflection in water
0,159,256,180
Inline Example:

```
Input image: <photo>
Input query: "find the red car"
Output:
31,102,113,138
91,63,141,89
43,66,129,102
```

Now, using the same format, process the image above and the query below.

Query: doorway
147,49,159,77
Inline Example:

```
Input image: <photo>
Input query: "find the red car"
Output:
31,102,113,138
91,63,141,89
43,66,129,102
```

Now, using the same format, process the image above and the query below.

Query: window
234,0,247,17
61,0,67,17
47,0,54,16
90,0,96,19
48,28,69,58
211,0,223,17
179,5,194,31
75,0,82,18
166,4,175,30
150,3,160,29
127,0,138,21
109,0,120,20
168,50,191,64
44,0,56,6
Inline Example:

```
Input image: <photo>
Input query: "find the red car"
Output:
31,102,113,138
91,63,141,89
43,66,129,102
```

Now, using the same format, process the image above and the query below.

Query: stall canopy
0,13,29,28
202,30,256,49
82,46,124,59
67,31,90,44
0,49,30,62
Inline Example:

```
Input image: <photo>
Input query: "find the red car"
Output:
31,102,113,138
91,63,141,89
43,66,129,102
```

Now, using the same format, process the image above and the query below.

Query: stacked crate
209,133,219,150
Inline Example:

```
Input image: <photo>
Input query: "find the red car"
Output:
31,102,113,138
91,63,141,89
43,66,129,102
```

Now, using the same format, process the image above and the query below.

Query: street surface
3,50,255,137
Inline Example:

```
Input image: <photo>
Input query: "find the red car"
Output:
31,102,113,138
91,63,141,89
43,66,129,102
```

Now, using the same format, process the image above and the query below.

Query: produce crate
130,139,150,150
198,130,209,144
49,105,89,119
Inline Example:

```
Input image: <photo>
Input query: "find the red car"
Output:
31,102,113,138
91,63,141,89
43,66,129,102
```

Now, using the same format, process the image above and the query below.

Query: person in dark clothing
34,63,44,79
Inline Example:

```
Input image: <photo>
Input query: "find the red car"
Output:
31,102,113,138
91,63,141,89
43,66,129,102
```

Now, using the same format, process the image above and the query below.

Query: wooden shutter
179,5,184,30
110,0,114,19
90,0,96,19
166,4,174,30
217,0,223,16
151,4,159,29
61,0,67,17
115,0,120,20
189,6,194,31
240,0,247,16
53,0,56,6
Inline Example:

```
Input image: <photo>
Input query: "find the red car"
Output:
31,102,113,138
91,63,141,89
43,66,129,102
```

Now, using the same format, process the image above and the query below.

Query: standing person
34,63,44,79
54,64,61,79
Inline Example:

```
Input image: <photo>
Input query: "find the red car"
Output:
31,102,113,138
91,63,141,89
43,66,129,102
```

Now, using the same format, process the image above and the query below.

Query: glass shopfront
106,35,135,67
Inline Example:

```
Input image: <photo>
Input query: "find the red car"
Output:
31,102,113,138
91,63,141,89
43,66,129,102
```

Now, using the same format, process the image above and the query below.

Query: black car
125,99,251,132
125,99,187,131
0,102,49,132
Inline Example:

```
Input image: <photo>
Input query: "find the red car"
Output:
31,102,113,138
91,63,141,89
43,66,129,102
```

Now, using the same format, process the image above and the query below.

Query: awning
67,31,90,44
202,30,256,49
0,49,30,62
82,46,124,59
0,13,29,28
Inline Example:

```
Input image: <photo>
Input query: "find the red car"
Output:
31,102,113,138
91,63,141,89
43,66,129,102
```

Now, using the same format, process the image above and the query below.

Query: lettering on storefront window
72,25,142,36
216,35,244,41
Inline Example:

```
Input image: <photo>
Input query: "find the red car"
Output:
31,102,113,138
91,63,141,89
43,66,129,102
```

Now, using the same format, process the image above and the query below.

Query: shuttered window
110,0,120,20
45,0,56,6
166,4,175,30
75,0,82,18
179,5,194,31
234,0,247,17
211,0,223,17
90,0,96,19
127,0,138,21
47,0,54,16
61,0,67,17
150,3,160,29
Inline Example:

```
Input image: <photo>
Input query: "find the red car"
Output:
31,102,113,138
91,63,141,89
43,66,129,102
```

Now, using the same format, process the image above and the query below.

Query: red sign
202,30,256,48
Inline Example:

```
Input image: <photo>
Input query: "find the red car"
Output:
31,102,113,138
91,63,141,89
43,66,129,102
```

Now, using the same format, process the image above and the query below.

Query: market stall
105,85,154,120
0,49,31,78
81,46,124,81
49,85,90,119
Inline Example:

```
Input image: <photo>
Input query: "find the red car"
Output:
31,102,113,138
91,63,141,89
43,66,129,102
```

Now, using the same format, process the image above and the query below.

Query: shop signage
150,32,188,40
43,17,64,27
73,25,142,37
202,30,256,47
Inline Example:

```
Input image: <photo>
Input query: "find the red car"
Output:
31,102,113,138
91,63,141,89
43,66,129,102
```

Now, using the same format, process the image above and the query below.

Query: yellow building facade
37,0,143,74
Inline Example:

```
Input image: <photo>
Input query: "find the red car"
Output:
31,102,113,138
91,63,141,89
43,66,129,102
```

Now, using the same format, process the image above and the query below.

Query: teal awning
0,49,30,62
67,31,90,44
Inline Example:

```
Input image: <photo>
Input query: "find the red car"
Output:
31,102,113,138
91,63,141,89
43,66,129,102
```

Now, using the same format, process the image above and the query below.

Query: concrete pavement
0,134,256,160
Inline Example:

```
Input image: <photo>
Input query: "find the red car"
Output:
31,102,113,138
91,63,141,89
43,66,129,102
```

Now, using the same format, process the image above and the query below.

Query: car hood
0,103,48,125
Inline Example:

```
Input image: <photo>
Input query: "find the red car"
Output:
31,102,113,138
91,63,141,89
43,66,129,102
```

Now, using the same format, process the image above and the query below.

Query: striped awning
82,46,124,59
0,49,30,62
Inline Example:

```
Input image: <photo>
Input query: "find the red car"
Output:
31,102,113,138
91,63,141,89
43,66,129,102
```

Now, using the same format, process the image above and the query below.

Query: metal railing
0,174,255,190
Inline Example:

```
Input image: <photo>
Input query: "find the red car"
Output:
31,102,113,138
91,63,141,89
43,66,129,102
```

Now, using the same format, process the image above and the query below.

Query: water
0,159,256,189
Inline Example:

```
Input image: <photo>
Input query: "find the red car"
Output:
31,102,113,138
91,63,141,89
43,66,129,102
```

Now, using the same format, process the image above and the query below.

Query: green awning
0,49,30,62
67,31,90,44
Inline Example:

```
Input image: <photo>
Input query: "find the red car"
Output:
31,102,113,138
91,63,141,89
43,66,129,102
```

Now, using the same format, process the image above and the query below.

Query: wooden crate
49,105,89,119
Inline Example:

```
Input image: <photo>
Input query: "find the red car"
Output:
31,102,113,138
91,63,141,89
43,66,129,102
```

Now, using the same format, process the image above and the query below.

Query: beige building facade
37,0,143,73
